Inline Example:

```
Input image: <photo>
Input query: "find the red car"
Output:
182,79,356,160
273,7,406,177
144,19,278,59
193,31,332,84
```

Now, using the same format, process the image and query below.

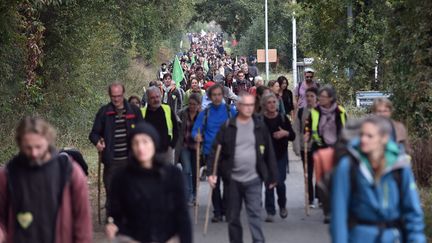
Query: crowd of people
0,32,426,243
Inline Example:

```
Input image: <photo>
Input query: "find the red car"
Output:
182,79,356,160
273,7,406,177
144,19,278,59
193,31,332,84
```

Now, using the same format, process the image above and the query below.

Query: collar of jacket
227,114,262,129
106,99,133,114
347,138,410,184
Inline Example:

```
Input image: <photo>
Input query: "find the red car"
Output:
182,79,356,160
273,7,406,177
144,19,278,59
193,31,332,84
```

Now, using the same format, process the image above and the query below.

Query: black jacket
108,161,192,243
207,115,278,184
89,100,143,165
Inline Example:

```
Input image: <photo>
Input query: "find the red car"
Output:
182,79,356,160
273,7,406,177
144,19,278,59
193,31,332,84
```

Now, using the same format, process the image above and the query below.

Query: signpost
356,91,392,108
257,49,277,63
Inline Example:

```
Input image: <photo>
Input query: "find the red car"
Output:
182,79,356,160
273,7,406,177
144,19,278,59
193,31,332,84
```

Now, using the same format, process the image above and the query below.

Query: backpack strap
204,104,232,131
203,106,211,132
348,160,405,233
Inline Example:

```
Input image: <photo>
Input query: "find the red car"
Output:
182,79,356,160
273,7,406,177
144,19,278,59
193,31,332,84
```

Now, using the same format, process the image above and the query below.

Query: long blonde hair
15,116,57,146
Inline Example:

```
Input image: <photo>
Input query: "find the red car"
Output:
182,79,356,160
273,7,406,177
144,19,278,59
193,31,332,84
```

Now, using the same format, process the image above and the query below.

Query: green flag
172,56,184,87
191,54,196,65
203,59,209,73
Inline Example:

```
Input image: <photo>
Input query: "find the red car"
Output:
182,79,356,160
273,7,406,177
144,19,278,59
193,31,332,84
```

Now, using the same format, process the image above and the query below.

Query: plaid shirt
184,112,198,150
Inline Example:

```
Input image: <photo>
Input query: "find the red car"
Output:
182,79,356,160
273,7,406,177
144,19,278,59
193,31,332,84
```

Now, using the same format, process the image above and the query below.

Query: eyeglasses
240,103,255,107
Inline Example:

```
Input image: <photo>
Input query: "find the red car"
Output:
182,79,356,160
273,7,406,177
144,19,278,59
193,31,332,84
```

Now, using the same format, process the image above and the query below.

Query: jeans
227,178,265,243
180,148,197,202
265,152,288,215
301,150,315,204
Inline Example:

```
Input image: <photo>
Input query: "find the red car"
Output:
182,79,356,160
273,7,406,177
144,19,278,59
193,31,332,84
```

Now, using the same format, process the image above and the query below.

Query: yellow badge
17,212,33,229
260,145,265,154
131,124,136,129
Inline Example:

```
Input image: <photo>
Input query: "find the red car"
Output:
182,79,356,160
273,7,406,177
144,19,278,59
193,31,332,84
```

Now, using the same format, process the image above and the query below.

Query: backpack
203,103,233,131
314,142,404,230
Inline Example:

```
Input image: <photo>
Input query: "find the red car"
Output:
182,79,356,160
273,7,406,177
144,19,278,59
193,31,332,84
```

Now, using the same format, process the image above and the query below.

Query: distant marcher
89,83,144,207
183,77,205,107
293,87,318,207
192,84,237,222
0,116,92,243
158,62,169,80
176,93,202,205
162,73,183,115
261,94,296,222
294,68,319,110
331,116,426,243
235,70,253,94
277,76,294,117
249,76,264,97
255,86,271,113
214,74,238,105
128,95,141,108
106,123,192,243
208,93,278,243
371,98,410,152
268,80,286,115
141,86,179,164
248,56,259,79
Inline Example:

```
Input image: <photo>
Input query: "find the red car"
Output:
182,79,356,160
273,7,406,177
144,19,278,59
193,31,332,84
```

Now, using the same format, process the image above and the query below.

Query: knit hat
129,122,160,150
203,81,215,90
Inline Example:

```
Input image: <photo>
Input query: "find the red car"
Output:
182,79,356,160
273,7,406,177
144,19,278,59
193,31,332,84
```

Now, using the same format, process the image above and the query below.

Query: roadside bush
411,138,432,187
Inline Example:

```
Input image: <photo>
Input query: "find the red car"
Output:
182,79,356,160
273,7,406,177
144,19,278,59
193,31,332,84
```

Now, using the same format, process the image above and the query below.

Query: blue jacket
331,139,425,243
192,103,237,155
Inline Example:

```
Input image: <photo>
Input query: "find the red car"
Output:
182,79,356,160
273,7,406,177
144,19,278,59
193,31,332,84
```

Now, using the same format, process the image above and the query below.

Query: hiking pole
194,129,201,225
304,127,310,216
97,151,103,224
203,144,221,235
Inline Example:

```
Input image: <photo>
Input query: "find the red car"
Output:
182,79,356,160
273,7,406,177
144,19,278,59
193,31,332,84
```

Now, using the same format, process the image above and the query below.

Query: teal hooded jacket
330,139,425,243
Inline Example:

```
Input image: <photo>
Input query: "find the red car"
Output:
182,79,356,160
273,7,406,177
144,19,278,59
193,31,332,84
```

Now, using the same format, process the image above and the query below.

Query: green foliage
0,0,195,163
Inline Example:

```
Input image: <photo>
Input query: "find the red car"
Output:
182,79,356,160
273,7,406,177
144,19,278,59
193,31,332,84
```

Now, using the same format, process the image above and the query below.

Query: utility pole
347,0,353,82
265,0,269,82
292,0,297,88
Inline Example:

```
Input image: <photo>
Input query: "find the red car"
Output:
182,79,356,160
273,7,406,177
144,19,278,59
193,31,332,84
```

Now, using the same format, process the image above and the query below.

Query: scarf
319,103,338,146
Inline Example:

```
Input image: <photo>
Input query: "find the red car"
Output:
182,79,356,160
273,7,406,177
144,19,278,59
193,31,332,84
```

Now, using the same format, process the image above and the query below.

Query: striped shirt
113,109,128,162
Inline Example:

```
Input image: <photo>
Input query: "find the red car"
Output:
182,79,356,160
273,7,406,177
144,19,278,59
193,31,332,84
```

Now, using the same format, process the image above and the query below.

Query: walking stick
304,127,310,216
194,129,201,225
203,144,222,235
97,151,103,224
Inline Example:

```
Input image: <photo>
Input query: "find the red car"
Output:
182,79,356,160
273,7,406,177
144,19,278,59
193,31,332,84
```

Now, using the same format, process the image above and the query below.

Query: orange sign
257,49,277,63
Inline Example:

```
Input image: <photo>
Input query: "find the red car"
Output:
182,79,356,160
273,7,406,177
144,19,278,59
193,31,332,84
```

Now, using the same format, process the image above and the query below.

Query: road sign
356,91,392,108
257,49,277,63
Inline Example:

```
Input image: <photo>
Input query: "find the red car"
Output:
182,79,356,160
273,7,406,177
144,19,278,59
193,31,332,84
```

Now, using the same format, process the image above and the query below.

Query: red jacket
0,162,93,243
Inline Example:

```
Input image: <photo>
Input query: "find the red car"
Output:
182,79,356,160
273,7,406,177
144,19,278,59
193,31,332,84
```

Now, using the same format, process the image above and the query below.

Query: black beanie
129,122,160,150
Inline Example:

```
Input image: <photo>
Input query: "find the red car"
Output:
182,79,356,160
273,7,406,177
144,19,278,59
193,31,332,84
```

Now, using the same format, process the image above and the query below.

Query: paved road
94,148,331,242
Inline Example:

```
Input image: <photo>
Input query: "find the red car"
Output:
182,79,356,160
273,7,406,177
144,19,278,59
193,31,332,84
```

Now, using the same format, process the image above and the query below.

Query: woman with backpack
305,84,347,223
261,93,296,222
105,123,192,243
268,80,286,116
331,115,425,243
176,93,202,206
277,76,294,118
371,98,410,153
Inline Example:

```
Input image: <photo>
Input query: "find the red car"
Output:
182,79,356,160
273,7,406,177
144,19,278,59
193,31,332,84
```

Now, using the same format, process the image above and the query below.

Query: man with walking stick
89,82,143,220
206,92,278,243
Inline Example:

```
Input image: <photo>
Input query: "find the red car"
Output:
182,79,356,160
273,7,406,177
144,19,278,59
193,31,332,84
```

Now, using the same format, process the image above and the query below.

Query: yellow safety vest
311,105,346,146
141,104,173,140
